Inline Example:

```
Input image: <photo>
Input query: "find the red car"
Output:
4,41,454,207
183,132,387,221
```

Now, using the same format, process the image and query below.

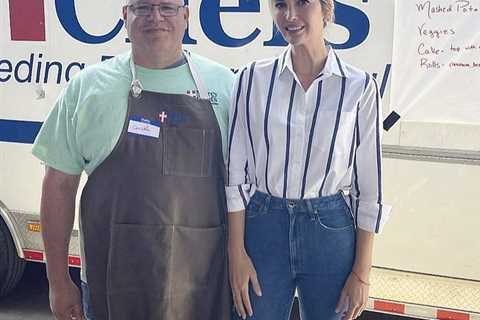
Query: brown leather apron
79,52,231,320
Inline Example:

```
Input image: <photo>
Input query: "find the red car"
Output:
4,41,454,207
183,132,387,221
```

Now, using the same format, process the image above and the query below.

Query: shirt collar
279,45,350,79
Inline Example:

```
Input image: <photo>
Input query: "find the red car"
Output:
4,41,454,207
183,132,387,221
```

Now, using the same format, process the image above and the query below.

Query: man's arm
40,166,83,320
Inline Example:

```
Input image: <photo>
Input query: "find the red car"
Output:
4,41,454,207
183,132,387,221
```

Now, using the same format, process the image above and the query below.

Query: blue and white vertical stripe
226,46,392,233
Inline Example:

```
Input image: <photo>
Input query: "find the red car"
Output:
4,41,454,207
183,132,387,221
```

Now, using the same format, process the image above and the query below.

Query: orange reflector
437,310,469,320
27,221,41,232
68,256,81,266
24,250,81,267
23,250,44,261
374,300,405,314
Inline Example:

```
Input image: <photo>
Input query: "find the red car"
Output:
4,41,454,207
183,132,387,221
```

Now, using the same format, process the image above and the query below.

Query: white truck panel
380,158,480,280
1,0,479,317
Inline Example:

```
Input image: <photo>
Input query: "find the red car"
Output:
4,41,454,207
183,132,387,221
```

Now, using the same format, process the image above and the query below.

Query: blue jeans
235,191,356,320
81,281,95,320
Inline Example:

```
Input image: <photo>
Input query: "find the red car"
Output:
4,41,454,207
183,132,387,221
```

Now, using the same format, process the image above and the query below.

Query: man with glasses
33,1,234,319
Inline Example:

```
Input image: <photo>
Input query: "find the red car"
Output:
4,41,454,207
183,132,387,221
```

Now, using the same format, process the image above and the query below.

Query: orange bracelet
352,270,370,286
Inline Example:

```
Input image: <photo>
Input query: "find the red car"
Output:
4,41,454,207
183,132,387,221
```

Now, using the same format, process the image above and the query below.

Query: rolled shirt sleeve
225,67,253,213
353,75,392,233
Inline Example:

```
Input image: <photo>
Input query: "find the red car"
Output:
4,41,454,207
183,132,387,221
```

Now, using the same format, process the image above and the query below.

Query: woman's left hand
335,271,370,320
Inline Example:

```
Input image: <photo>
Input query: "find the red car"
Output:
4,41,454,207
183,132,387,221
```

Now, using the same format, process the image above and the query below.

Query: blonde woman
226,0,391,319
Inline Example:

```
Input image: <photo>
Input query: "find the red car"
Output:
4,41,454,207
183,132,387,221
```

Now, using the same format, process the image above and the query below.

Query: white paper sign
390,0,480,124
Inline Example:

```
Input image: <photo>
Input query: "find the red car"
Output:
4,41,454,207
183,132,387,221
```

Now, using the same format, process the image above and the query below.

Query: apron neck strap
182,50,209,100
129,50,209,100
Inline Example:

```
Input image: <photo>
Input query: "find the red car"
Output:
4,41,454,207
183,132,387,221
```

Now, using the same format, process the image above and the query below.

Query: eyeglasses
126,3,186,17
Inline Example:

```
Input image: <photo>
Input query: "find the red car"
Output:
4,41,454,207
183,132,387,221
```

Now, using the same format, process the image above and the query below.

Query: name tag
127,116,160,138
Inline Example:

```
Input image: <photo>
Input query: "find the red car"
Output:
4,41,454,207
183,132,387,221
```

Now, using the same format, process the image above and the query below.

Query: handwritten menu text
415,0,479,70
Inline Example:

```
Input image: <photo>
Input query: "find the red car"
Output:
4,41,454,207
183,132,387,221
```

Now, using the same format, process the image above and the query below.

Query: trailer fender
0,201,25,259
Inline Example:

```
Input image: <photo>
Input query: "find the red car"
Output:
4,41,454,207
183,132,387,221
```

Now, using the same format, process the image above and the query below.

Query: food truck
1,0,479,318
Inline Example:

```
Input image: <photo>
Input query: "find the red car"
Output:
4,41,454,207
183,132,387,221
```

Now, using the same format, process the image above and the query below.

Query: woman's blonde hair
320,0,335,26
269,0,335,27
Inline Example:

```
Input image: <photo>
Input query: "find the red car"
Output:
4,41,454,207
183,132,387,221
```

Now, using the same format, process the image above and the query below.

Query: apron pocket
107,223,173,293
172,224,225,292
164,127,214,177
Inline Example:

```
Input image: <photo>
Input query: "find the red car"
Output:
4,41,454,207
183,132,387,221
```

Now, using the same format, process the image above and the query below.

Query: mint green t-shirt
32,51,234,175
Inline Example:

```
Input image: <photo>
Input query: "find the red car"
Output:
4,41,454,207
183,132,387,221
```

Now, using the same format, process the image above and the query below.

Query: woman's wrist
352,262,372,282
351,269,370,286
228,241,247,257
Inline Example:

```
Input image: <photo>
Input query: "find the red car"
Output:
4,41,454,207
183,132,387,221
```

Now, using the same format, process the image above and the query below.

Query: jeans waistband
250,191,347,213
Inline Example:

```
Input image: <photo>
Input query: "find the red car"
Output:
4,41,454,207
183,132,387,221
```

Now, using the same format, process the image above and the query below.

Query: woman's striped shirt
226,46,392,233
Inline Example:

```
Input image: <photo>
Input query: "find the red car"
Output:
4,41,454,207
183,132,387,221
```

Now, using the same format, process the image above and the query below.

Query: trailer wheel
0,217,25,298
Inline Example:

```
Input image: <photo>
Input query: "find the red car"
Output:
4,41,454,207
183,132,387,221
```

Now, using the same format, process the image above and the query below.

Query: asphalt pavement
0,263,413,320
0,262,81,320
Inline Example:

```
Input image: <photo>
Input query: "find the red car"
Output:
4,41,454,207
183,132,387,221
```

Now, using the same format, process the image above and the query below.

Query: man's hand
49,278,84,320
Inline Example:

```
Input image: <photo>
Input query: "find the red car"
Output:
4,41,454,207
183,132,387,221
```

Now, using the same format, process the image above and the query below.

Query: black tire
0,217,26,298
